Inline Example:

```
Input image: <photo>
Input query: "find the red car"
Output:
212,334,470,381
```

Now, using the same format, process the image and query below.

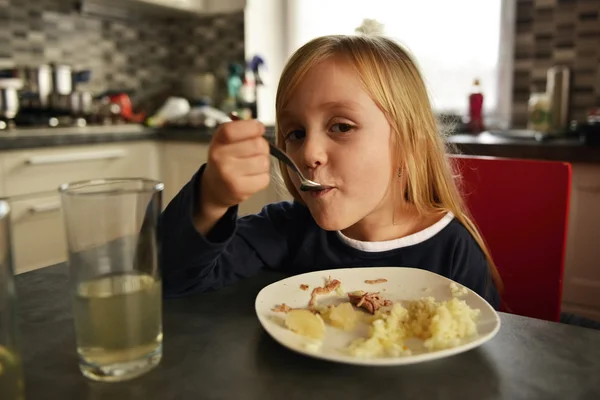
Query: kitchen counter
448,132,600,163
1,125,599,163
0,125,277,151
14,264,600,400
0,124,158,150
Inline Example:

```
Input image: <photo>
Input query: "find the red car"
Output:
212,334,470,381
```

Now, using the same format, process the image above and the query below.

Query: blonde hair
274,35,503,294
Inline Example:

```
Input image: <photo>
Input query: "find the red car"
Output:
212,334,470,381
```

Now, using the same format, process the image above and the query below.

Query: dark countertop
1,125,599,163
0,125,159,150
448,132,600,163
14,264,600,400
0,125,274,151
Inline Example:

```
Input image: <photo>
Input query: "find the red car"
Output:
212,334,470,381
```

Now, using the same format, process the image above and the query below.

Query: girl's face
279,58,398,237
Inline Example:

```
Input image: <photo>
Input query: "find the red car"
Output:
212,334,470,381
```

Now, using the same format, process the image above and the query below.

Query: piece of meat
364,278,388,284
308,276,341,308
348,291,392,314
272,303,293,313
300,284,309,291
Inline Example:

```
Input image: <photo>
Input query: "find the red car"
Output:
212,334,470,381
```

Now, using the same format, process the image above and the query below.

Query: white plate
255,267,501,366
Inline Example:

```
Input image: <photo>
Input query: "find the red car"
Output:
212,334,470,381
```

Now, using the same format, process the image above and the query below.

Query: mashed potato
347,303,412,358
347,296,480,357
449,282,469,297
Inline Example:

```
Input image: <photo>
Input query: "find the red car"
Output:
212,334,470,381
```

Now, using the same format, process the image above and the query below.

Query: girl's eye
330,123,354,133
285,129,305,141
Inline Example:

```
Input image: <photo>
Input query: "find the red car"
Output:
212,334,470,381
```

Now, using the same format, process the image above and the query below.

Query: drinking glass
0,200,25,399
59,178,163,382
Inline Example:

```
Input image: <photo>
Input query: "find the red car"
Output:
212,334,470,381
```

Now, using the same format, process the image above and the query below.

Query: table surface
14,264,600,400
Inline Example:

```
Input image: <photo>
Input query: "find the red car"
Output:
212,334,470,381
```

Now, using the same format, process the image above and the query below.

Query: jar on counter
527,92,550,133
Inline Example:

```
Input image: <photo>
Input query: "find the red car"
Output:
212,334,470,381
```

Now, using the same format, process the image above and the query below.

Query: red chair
452,155,572,322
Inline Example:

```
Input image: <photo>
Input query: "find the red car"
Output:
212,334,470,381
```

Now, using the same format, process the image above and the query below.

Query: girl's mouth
309,187,334,198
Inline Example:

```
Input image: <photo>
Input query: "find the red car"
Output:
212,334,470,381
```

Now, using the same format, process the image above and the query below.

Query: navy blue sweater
159,166,500,309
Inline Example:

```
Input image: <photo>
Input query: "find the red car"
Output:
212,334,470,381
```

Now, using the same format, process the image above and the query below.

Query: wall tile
512,0,600,126
0,0,245,103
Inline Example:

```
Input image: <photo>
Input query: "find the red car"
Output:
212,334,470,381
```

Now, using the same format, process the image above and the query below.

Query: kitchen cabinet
9,193,66,275
81,0,245,22
1,141,160,197
146,0,246,14
160,142,209,207
0,139,287,274
204,0,246,13
562,163,600,321
160,142,289,215
0,141,160,274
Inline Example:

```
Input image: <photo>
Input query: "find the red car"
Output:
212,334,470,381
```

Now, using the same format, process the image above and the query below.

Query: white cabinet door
206,0,245,13
562,163,600,321
1,141,160,197
160,142,210,208
9,193,66,274
0,141,160,273
161,143,290,215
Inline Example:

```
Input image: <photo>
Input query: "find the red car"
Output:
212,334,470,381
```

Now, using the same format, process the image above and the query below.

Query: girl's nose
300,132,328,169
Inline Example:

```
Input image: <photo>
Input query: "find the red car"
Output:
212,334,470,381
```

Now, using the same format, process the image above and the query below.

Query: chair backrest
451,155,572,322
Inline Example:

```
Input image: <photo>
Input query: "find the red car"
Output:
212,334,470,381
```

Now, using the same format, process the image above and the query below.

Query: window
285,0,504,121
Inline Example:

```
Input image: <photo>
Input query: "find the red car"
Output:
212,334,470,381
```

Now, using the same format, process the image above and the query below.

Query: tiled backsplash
512,0,600,127
0,0,245,98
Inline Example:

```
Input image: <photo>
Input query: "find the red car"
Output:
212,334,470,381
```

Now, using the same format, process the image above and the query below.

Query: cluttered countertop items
444,69,600,146
1,63,599,157
0,56,266,133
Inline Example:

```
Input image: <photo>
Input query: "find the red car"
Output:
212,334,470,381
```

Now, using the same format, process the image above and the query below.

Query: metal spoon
267,143,329,192
228,113,329,192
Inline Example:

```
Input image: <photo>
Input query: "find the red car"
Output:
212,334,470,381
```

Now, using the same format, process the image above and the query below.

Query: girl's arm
159,165,301,297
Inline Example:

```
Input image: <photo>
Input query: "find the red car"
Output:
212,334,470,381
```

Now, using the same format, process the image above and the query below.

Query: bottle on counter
468,79,485,133
220,63,244,117
527,92,550,133
237,68,256,120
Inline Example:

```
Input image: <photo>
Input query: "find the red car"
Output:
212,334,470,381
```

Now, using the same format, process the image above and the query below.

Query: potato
285,309,325,340
327,302,358,331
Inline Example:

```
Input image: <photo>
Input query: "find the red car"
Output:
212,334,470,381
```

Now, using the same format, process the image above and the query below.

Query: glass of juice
0,200,26,399
59,178,163,382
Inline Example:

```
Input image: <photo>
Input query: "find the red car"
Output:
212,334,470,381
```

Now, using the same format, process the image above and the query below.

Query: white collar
336,212,455,252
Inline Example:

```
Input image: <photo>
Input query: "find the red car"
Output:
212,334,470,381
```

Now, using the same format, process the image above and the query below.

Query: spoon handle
268,143,303,177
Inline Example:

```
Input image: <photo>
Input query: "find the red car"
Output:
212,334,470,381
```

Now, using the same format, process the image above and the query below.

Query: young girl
159,34,502,308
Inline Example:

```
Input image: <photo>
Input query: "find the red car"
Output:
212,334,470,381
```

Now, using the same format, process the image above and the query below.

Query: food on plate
347,303,411,358
449,282,469,297
348,291,393,314
347,296,480,358
320,302,359,331
364,278,387,284
272,275,481,358
284,309,325,340
308,276,342,308
300,284,309,291
272,303,293,313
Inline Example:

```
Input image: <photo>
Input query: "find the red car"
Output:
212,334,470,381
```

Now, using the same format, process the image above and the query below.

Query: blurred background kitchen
1,0,599,136
0,0,599,321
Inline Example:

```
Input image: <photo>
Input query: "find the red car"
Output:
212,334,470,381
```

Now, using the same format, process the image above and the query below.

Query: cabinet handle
25,149,127,165
28,202,61,214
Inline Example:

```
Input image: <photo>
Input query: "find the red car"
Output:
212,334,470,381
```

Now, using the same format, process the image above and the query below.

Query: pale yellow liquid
73,273,162,381
0,345,25,400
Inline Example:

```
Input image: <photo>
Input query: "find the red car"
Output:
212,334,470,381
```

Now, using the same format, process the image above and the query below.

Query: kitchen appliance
0,78,23,120
546,66,570,134
17,65,53,108
12,64,75,110
0,65,103,130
